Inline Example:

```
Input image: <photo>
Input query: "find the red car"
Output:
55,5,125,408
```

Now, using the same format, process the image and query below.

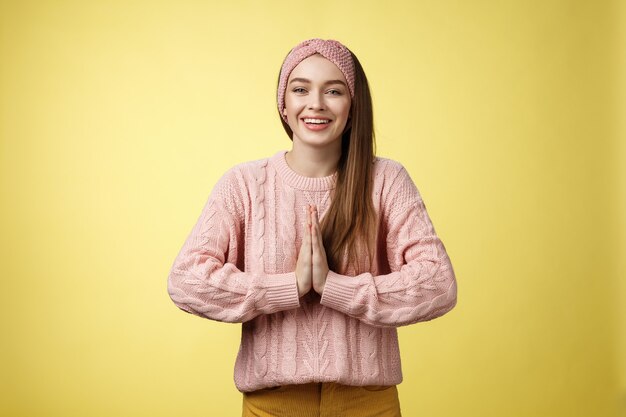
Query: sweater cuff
320,270,357,314
260,272,300,313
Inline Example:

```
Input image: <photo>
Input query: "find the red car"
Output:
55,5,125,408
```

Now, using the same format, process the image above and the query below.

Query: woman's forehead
288,54,346,82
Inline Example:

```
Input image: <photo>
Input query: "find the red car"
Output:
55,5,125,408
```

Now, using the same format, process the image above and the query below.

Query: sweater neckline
270,150,337,191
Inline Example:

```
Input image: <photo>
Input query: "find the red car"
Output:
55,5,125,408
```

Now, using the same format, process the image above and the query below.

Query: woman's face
283,54,351,150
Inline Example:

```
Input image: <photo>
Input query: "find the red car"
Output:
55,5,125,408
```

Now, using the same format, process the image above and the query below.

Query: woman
167,38,458,417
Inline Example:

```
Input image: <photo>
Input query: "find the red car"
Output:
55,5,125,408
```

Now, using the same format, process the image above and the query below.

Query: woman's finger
310,205,329,295
311,209,319,250
313,206,326,256
304,205,312,250
296,205,313,297
310,206,318,248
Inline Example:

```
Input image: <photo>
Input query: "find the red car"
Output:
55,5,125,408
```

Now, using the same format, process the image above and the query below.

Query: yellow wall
616,0,626,414
1,1,623,416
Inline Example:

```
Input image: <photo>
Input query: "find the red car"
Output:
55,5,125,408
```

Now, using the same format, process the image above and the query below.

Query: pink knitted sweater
167,150,457,393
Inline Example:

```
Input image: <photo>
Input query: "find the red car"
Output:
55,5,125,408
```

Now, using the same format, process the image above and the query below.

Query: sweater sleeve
319,165,457,328
167,167,300,323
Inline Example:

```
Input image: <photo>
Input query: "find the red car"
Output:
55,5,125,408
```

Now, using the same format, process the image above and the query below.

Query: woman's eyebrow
289,78,347,87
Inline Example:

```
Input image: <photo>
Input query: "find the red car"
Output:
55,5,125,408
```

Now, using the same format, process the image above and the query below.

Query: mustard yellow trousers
241,382,402,417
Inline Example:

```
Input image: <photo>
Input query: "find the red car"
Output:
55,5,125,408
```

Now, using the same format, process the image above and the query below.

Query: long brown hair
277,49,377,275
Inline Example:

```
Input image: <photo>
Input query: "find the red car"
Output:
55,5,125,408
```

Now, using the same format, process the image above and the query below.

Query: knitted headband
277,38,355,123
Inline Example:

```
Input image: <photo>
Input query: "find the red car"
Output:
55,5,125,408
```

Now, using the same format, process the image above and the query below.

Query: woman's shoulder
372,155,409,182
209,156,274,214
217,154,275,183
372,155,423,205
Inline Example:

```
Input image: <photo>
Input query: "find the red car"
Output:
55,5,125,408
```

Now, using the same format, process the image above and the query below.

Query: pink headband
277,38,355,123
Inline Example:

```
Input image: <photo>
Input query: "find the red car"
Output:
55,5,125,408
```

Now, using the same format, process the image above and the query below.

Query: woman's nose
307,92,325,110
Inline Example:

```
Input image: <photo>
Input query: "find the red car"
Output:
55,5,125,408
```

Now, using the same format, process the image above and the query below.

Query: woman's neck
285,143,341,178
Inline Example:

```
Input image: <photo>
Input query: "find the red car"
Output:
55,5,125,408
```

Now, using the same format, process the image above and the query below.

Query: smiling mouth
302,118,332,131
302,118,331,124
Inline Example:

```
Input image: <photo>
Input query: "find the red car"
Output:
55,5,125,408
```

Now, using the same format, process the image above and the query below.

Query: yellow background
1,0,624,416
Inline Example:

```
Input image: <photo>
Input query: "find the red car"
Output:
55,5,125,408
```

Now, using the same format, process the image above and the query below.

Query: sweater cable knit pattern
167,150,457,392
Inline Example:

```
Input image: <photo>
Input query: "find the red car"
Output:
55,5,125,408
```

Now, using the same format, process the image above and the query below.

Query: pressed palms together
296,205,329,297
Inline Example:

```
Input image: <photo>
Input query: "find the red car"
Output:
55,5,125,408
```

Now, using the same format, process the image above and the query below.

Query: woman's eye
328,89,341,95
292,87,306,93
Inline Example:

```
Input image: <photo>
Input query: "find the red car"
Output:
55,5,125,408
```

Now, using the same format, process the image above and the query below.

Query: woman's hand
295,206,313,297
295,205,329,297
310,205,329,295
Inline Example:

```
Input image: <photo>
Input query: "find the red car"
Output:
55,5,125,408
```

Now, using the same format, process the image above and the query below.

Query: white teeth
303,118,330,124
